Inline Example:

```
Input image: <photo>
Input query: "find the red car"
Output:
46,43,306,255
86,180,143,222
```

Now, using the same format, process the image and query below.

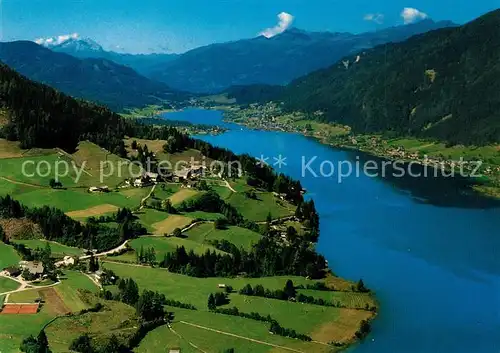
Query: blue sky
1,0,499,53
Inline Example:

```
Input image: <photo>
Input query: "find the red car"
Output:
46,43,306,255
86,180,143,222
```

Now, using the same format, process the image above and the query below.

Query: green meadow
185,223,261,250
227,192,295,221
0,241,20,270
0,276,20,293
12,239,83,257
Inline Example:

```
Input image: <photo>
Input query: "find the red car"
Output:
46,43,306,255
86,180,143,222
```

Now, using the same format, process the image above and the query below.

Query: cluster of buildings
2,261,44,279
128,166,205,188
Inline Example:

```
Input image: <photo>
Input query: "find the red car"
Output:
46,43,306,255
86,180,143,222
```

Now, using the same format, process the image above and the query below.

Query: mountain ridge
276,9,500,145
38,20,456,93
0,41,184,111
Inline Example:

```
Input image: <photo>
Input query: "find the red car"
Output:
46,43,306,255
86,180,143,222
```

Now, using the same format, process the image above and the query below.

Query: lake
162,108,500,353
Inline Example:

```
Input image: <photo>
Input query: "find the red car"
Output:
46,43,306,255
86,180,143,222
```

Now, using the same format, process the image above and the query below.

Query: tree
119,278,139,305
207,293,216,310
136,290,165,322
20,330,52,353
131,140,138,150
0,224,8,244
69,334,93,353
172,228,183,238
214,218,226,230
161,199,176,213
88,254,99,273
49,178,62,189
284,280,296,299
356,279,369,293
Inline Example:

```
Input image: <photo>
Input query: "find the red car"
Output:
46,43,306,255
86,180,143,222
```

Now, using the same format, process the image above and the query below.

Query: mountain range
39,20,456,93
276,9,500,145
46,37,178,75
148,20,456,93
0,41,184,111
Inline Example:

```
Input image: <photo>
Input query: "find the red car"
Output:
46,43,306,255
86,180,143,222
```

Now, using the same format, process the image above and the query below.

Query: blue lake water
163,108,500,353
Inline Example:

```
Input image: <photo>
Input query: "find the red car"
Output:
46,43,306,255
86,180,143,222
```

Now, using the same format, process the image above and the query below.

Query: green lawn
0,276,20,293
185,223,261,250
227,192,295,222
13,239,83,257
0,241,20,270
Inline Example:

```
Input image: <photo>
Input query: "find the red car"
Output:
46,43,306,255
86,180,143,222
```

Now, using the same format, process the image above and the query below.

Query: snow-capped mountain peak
34,33,104,54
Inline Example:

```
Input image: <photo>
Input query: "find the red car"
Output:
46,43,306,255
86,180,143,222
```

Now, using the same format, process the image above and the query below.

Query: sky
1,0,499,54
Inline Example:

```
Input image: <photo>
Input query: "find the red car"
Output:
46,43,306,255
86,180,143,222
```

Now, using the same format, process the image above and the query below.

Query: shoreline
217,110,500,201
165,106,380,349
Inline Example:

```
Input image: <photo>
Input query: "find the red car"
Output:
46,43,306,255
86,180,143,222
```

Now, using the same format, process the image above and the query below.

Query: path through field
0,273,61,297
178,321,307,353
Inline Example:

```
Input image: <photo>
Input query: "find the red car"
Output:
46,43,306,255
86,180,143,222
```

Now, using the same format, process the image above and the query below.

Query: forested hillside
0,62,128,153
280,10,500,145
149,20,454,93
0,41,183,111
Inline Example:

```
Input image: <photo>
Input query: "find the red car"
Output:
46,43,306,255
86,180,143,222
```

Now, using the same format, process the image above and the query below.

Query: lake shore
215,104,500,201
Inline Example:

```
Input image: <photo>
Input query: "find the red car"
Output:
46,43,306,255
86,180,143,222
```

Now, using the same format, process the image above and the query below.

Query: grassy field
170,308,331,353
183,210,226,221
151,215,193,235
136,208,170,231
185,223,261,250
169,188,200,205
0,276,20,293
11,186,150,213
12,239,83,257
0,302,56,353
111,236,225,263
54,271,99,312
65,204,119,218
0,242,20,270
227,192,295,222
1,271,100,352
45,298,138,352
136,324,199,353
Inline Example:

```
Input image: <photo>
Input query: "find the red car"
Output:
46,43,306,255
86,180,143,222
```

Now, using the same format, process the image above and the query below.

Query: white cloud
259,12,294,38
35,33,80,47
401,7,428,24
364,13,385,24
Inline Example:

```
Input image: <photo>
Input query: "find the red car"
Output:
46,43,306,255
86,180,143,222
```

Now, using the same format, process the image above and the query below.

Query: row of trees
159,235,327,279
0,196,145,252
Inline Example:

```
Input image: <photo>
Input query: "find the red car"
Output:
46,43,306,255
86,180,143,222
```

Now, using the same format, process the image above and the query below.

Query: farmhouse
19,261,44,276
133,178,145,187
173,169,190,182
56,256,75,268
169,349,181,353
3,266,21,277
145,172,160,183
89,185,109,193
